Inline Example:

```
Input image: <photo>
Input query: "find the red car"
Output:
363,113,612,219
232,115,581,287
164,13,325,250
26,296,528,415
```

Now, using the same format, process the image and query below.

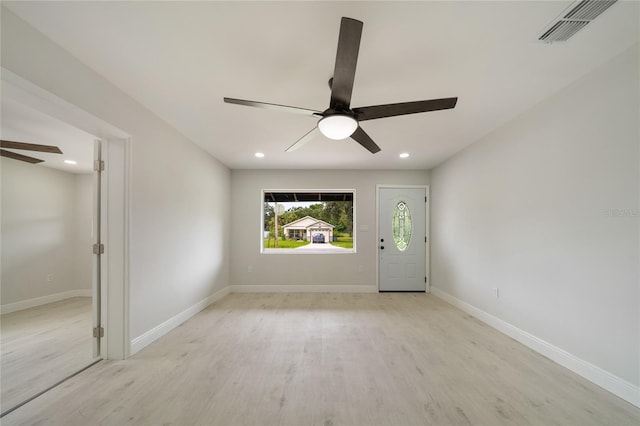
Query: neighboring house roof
308,221,334,229
282,216,335,230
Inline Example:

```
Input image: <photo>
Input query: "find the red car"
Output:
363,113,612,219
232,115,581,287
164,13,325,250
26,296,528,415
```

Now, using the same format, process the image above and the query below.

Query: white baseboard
430,287,640,408
0,289,92,314
230,284,378,293
129,286,230,356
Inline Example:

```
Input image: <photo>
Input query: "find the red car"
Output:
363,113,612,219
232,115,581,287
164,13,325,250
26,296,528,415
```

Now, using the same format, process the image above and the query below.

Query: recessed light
254,152,265,158
399,153,410,158
64,160,77,165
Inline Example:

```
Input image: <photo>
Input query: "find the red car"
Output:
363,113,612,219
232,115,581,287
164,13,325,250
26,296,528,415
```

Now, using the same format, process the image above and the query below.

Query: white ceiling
3,1,638,170
1,96,95,173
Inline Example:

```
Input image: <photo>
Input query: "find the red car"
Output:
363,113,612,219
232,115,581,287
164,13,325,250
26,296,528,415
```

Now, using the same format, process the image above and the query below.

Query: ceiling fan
0,139,63,164
224,17,458,154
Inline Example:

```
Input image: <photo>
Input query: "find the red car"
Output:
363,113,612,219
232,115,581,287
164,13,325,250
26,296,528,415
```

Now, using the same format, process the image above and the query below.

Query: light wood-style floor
1,297,94,413
3,293,639,425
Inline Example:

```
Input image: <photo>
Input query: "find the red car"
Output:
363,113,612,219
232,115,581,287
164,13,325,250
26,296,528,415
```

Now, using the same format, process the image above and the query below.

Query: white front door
378,186,427,291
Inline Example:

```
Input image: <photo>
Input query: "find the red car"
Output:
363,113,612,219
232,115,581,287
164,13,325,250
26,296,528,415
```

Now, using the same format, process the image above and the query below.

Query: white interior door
378,186,427,291
92,140,103,357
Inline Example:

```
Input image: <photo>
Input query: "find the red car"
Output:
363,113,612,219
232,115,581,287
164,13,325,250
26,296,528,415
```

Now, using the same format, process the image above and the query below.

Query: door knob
380,245,385,250
380,238,384,242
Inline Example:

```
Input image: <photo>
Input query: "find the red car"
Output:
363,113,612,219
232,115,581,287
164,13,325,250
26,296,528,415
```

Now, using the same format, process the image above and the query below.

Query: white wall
1,159,92,307
430,45,639,397
1,9,231,349
231,169,429,290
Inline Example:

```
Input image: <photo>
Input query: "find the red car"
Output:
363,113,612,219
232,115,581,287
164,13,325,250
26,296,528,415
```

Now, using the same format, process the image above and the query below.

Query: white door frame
2,69,131,360
376,184,430,293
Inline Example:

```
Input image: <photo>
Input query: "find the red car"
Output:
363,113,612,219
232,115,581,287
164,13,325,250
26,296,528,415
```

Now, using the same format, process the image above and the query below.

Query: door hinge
93,326,104,338
92,243,104,255
425,276,427,283
94,160,104,172
425,196,428,202
425,236,427,243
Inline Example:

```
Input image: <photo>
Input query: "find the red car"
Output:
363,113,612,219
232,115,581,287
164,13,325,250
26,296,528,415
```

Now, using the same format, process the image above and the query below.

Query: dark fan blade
1,149,44,164
224,98,322,117
350,126,381,154
329,17,363,110
353,98,458,121
285,127,319,152
0,140,63,154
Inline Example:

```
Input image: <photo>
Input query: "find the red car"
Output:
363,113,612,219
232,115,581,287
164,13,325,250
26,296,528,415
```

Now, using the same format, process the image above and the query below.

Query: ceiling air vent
538,0,618,43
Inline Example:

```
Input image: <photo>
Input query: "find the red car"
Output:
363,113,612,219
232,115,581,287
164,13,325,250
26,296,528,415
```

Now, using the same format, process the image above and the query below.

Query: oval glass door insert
392,201,412,251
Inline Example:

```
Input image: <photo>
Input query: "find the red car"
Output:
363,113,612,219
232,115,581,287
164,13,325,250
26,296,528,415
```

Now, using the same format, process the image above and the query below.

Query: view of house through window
263,191,354,253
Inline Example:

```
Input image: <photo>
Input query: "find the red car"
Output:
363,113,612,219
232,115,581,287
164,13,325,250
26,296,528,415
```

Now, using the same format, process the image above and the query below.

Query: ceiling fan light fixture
317,115,358,140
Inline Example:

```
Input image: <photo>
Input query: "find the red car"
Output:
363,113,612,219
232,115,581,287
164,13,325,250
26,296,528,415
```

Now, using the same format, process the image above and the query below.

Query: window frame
260,189,356,254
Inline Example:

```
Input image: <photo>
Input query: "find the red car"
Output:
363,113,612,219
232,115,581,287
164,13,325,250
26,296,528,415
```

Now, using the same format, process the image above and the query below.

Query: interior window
262,191,355,253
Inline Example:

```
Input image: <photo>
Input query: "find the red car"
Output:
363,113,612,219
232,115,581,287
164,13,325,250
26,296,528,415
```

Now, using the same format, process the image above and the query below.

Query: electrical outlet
247,265,253,273
47,274,54,282
357,265,364,273
492,287,499,299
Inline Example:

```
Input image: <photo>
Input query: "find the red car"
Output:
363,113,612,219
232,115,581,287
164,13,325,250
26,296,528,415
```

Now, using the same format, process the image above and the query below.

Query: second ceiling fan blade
353,98,458,121
224,98,322,117
350,126,381,154
0,149,44,164
329,17,363,110
285,127,319,152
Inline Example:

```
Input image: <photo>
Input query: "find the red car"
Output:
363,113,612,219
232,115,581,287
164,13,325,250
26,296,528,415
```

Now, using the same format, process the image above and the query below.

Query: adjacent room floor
1,297,94,413
2,293,639,425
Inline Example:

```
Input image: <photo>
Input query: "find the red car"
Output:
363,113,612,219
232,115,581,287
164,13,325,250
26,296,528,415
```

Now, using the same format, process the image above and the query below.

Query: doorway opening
0,97,101,415
1,69,129,416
